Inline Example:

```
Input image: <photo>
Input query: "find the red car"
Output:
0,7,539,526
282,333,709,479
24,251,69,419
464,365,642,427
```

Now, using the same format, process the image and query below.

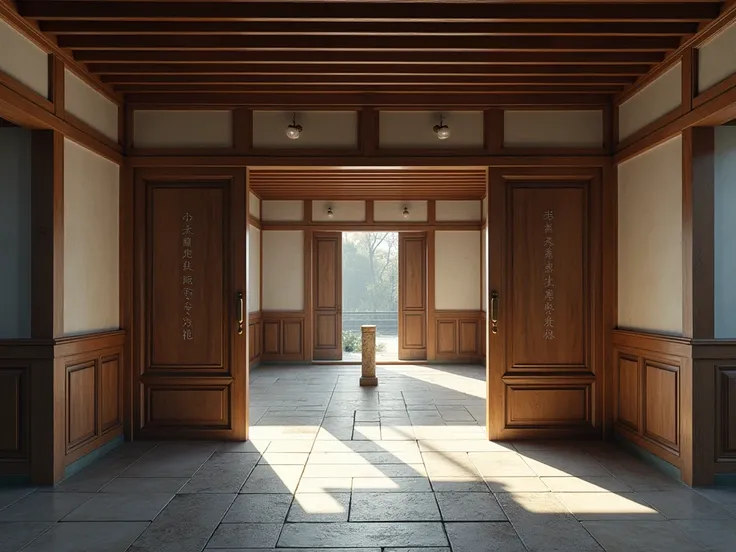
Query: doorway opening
342,232,399,362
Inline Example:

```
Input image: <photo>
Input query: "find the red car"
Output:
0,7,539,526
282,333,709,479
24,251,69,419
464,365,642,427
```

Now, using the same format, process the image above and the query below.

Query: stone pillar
360,325,378,386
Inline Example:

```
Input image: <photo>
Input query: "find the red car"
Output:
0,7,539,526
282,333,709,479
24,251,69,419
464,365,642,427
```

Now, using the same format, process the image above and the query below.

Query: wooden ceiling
18,0,725,107
247,167,488,199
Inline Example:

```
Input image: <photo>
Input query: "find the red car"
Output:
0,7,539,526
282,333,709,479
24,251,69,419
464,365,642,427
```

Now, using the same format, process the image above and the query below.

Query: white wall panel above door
253,110,358,149
379,111,484,149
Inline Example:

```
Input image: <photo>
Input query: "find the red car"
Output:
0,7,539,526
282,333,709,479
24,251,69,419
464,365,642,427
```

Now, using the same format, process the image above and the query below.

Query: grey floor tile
541,476,632,493
208,523,283,549
0,487,35,510
122,444,215,478
353,477,432,493
672,519,736,552
302,463,425,478
555,492,664,521
20,521,149,552
240,465,303,494
0,522,53,552
469,452,537,477
223,494,292,523
259,452,309,465
277,522,448,548
0,492,93,521
638,489,734,519
287,492,350,522
127,493,235,552
101,477,190,494
181,453,260,493
693,487,736,515
582,520,705,552
485,476,549,493
436,492,506,521
49,457,135,493
350,492,441,521
296,477,353,493
62,492,173,521
431,478,490,492
385,549,449,552
445,522,527,552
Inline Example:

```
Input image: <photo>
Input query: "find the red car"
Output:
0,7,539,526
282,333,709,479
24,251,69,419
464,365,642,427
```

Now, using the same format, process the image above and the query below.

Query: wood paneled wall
431,311,484,362
261,312,307,362
248,312,262,366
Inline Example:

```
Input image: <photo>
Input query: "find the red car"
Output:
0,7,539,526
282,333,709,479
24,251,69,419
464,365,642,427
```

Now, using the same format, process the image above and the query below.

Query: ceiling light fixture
403,206,410,219
433,114,451,140
327,206,334,219
285,113,302,140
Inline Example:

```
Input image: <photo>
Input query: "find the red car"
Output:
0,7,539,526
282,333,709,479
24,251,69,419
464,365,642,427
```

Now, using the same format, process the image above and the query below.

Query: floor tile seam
197,491,239,551
0,488,36,512
14,520,62,552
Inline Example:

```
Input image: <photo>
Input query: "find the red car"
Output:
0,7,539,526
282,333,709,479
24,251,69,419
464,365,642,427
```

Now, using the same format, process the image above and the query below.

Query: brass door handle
490,291,499,335
237,292,244,335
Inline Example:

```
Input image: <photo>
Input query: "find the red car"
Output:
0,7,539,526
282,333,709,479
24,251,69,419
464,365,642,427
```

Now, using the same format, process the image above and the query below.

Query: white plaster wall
374,200,428,222
0,20,49,98
619,63,682,141
436,200,482,221
312,200,365,222
617,135,683,335
253,110,358,149
63,139,120,335
64,69,119,142
133,110,232,148
262,230,304,311
435,231,481,311
504,110,603,148
0,128,32,338
249,192,261,219
698,21,736,93
249,225,261,313
261,200,304,221
714,126,736,337
379,111,484,149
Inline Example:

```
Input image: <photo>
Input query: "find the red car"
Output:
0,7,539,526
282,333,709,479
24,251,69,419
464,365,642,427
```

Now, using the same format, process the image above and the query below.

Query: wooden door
399,233,427,360
135,169,247,440
313,233,342,360
488,169,601,439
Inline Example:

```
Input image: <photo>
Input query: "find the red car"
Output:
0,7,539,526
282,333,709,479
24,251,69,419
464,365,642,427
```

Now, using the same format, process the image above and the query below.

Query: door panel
399,233,427,360
488,170,601,439
313,233,342,360
135,169,247,440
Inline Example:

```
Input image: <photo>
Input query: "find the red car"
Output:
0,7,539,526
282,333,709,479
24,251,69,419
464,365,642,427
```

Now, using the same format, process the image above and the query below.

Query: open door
313,232,342,360
487,169,601,439
398,232,427,360
135,168,248,440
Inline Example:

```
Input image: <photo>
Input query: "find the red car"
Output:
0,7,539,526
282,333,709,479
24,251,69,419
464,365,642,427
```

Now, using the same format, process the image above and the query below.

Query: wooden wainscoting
431,310,484,362
55,331,125,468
612,330,692,472
262,311,307,362
249,312,262,367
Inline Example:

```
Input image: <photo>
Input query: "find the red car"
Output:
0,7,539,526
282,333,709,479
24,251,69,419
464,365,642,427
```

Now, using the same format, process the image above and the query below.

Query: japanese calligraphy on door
543,210,555,340
182,212,195,341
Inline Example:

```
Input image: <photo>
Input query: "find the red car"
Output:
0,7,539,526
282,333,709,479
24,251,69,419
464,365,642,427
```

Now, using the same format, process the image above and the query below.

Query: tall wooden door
313,233,342,360
488,169,601,439
135,168,248,440
399,233,427,360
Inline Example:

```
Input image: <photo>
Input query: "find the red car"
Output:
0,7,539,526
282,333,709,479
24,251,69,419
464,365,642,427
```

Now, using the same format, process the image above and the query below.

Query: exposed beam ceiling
18,0,725,106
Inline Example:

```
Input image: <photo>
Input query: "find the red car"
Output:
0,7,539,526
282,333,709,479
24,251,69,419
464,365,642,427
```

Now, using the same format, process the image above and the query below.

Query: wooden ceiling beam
40,20,698,36
57,34,681,51
74,50,665,64
93,63,647,76
102,74,635,85
124,91,611,106
20,1,721,22
115,84,625,93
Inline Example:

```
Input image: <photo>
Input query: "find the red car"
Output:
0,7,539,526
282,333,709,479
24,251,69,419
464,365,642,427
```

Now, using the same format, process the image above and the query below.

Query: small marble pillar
360,325,378,386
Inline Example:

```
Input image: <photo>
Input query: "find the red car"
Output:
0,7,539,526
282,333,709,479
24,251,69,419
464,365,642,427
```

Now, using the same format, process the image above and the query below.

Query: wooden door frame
487,166,604,440
131,166,249,440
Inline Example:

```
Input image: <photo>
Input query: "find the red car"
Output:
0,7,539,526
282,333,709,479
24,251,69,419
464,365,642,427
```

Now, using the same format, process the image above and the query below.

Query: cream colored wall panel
698,21,736,93
436,200,482,221
249,225,261,313
65,69,118,142
481,227,488,313
619,63,681,141
261,200,304,222
379,111,484,149
249,192,261,219
0,128,32,338
504,110,603,148
435,231,481,311
262,230,304,311
253,110,358,149
0,20,49,97
133,110,232,148
714,126,736,337
617,135,683,335
312,200,365,222
374,200,428,222
63,139,120,335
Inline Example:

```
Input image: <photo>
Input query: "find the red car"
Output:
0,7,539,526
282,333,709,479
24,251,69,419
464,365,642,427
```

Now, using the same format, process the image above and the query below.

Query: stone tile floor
1,364,735,551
